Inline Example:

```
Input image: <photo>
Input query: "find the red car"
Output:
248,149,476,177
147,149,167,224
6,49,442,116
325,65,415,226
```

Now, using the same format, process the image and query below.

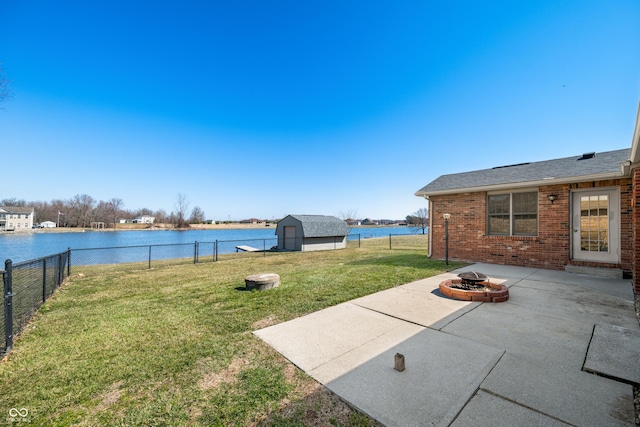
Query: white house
0,206,35,231
40,221,56,228
133,215,155,224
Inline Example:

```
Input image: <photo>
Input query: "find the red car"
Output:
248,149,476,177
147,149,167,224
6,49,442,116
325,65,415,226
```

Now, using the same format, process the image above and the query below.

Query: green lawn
0,237,464,426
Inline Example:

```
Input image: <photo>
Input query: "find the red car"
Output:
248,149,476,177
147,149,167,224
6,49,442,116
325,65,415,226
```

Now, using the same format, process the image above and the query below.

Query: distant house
0,206,35,231
240,218,263,224
40,221,56,228
133,215,155,224
414,101,640,286
275,214,350,251
378,219,398,225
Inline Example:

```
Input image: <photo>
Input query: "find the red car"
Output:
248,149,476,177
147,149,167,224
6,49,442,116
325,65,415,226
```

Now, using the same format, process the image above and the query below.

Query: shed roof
282,214,350,237
415,148,631,197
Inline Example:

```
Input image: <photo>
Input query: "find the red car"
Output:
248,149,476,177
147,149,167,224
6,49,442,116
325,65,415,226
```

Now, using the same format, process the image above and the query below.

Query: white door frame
571,187,620,263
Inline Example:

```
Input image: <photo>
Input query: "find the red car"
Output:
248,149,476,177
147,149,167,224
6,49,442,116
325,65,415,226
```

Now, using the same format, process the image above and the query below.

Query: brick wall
429,179,632,274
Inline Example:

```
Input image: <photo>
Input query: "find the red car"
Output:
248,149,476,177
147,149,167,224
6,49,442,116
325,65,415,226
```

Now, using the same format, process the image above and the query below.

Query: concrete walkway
254,263,640,426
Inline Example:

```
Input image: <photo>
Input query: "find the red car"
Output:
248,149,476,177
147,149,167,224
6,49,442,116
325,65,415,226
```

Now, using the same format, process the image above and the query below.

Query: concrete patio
254,263,640,426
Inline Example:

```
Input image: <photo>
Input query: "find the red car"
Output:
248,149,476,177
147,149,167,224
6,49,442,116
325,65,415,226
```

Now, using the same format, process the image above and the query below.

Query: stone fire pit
439,271,509,302
245,273,280,291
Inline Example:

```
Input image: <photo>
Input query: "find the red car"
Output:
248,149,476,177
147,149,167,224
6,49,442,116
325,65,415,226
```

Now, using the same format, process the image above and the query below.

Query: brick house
416,103,640,293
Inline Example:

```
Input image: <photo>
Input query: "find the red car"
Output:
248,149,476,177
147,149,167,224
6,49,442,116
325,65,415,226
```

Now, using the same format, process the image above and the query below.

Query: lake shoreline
7,223,409,234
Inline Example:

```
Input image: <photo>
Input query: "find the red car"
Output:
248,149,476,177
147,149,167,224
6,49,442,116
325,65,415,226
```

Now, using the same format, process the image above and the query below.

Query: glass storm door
572,189,619,263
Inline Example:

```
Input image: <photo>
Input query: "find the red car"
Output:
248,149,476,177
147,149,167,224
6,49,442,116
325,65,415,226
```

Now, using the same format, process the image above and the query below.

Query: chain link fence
71,237,282,267
387,233,429,250
2,250,70,355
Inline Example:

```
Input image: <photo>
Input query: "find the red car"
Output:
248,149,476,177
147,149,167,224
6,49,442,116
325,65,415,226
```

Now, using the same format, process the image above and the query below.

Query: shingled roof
415,148,631,197
0,206,34,214
284,214,349,237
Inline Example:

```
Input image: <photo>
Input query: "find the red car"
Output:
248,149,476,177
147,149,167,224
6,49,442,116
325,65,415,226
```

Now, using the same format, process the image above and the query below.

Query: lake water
0,226,415,263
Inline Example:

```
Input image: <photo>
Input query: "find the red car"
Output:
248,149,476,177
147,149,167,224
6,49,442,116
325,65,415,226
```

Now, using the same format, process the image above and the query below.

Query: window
488,191,538,236
580,194,609,252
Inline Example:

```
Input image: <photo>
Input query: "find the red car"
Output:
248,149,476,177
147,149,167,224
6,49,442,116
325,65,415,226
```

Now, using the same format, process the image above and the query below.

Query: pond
0,226,419,263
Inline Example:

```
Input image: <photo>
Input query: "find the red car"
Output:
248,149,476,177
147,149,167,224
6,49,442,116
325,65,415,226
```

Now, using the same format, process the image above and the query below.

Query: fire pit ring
245,273,280,291
457,271,488,283
438,271,509,303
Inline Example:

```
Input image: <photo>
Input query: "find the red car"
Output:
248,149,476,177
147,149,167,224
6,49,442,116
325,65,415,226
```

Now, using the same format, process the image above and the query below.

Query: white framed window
488,191,538,236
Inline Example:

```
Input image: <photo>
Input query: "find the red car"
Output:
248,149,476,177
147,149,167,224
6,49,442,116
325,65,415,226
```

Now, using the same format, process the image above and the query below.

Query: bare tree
174,193,190,228
154,209,168,224
70,194,95,228
28,200,51,224
190,206,205,224
50,199,67,226
337,208,358,224
407,208,429,234
135,207,154,217
108,198,124,228
1,198,26,207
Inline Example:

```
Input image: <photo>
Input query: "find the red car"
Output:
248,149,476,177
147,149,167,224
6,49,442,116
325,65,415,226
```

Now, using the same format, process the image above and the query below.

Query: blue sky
1,1,639,221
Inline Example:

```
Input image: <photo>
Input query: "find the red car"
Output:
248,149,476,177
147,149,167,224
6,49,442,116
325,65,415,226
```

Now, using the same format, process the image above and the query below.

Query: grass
0,236,465,426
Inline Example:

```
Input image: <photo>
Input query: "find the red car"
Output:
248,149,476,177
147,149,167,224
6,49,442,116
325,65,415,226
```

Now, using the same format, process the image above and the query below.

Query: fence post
194,241,198,264
148,246,152,269
42,258,47,303
67,248,71,278
263,239,266,257
57,252,63,287
4,259,13,352
389,234,392,249
215,240,218,262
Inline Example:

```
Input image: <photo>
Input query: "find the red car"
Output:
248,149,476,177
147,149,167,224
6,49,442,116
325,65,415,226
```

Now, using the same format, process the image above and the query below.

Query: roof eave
630,101,640,164
415,171,627,198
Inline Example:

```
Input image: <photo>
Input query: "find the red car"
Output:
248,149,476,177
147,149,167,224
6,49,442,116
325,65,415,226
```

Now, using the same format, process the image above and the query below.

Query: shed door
571,189,620,263
284,226,296,250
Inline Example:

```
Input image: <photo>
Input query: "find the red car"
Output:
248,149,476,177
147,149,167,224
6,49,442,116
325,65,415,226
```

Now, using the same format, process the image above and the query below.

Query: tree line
2,192,427,230
1,194,206,228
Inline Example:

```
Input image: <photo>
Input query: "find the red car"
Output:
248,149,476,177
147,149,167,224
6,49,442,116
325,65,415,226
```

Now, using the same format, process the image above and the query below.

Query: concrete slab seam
429,300,486,331
477,388,576,426
580,324,596,376
350,296,484,331
349,302,425,327
449,349,508,425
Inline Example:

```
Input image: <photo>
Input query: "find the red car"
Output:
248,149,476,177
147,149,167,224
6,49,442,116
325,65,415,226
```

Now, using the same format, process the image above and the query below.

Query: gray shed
275,214,350,251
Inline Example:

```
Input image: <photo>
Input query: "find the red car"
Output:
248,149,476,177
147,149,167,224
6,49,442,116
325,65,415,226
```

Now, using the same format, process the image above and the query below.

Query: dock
236,245,260,252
